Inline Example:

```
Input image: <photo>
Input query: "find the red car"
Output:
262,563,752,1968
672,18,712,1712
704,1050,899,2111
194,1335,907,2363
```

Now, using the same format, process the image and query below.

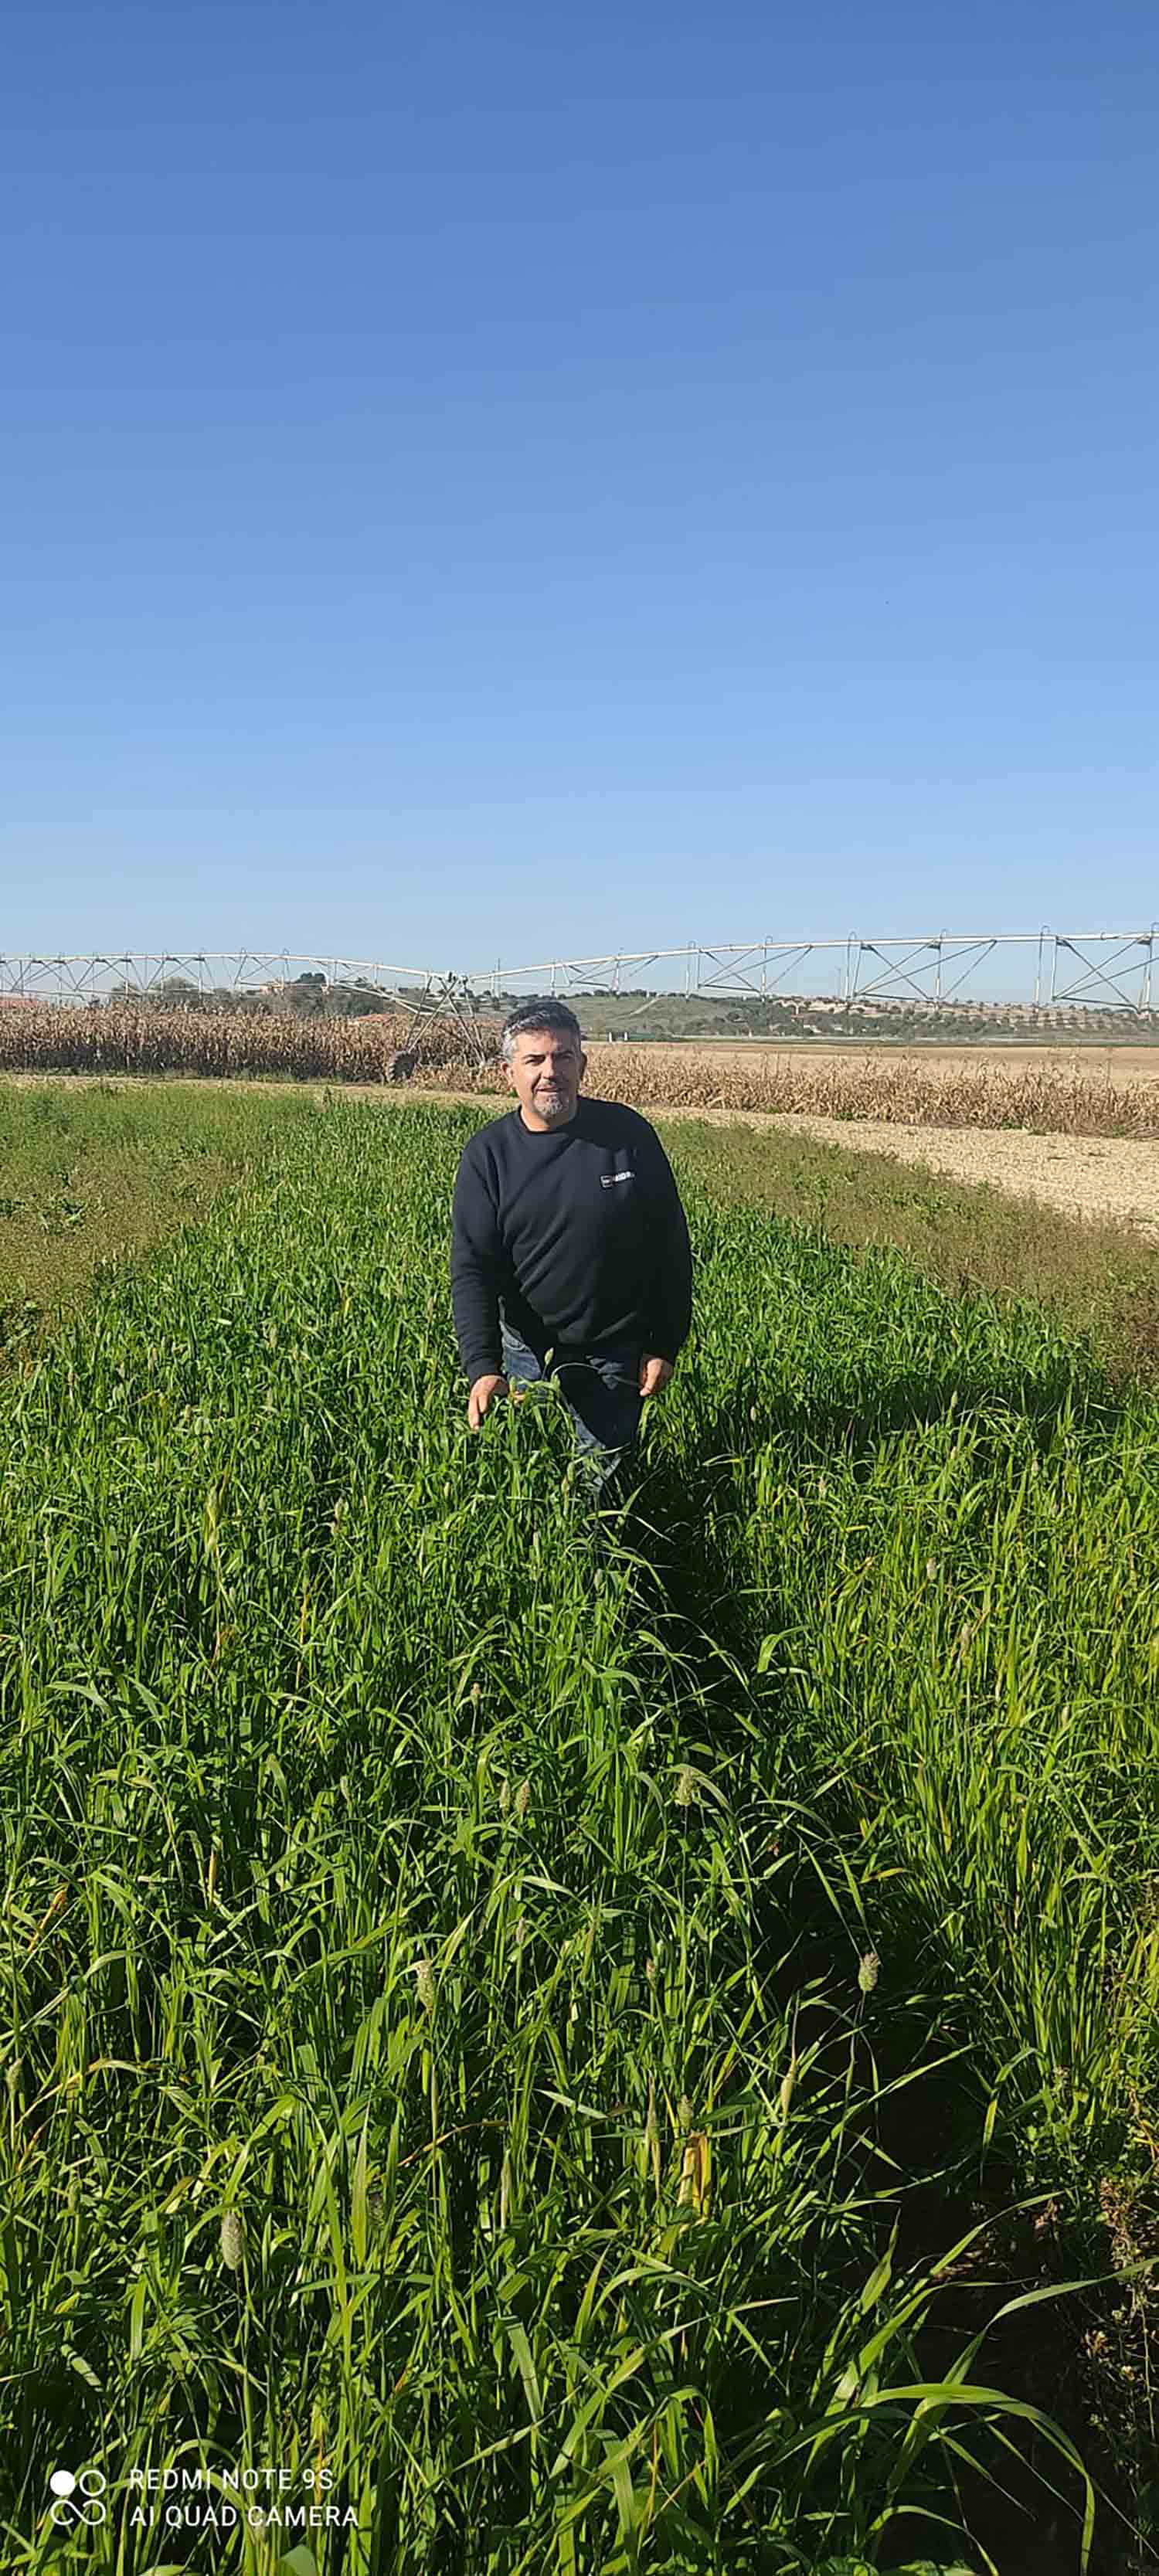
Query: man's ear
578,1051,588,1084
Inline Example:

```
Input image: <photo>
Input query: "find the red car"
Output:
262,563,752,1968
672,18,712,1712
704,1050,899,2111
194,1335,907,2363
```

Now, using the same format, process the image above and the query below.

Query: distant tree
325,980,392,1018
287,972,327,1018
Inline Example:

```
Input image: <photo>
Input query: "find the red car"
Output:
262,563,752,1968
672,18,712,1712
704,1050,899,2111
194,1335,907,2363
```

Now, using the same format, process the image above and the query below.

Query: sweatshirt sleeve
450,1141,506,1381
636,1123,693,1361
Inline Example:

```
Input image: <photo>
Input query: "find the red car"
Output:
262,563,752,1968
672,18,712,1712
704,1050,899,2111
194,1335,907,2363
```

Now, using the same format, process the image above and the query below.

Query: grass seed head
413,1957,437,2014
219,2207,245,2270
858,1950,881,1995
677,2130,709,2214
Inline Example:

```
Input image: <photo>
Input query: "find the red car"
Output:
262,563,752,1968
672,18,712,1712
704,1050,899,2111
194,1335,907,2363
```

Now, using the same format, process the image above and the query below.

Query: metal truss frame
1,930,1156,1017
1049,931,1155,1014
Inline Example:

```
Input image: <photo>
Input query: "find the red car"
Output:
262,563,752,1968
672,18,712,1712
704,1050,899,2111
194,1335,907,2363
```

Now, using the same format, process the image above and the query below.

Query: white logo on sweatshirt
600,1171,634,1187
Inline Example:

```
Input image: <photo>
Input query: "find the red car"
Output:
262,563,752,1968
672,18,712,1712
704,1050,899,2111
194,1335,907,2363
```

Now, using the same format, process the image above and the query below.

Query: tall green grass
1,1099,1152,2573
658,1199,1159,2180
0,1077,322,1332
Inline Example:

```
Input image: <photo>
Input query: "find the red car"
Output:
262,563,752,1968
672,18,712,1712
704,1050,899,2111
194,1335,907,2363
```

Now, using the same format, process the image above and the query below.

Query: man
450,1000,692,1502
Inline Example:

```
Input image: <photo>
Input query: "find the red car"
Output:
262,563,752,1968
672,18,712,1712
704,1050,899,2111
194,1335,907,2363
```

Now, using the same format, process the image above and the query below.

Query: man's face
505,1027,587,1129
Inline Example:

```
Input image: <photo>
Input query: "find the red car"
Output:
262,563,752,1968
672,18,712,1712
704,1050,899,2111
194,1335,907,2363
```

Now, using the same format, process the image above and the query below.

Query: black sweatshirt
450,1096,693,1382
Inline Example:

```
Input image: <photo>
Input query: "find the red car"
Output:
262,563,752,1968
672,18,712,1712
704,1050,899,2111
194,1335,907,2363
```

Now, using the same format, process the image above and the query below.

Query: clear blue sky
4,1,1157,988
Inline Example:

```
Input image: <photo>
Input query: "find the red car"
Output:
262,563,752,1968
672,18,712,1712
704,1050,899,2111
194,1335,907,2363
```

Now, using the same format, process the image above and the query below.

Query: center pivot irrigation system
390,929,1159,1045
1,928,1156,1070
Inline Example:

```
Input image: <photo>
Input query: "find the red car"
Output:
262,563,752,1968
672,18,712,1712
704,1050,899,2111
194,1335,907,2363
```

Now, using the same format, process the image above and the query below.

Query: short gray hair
499,999,584,1065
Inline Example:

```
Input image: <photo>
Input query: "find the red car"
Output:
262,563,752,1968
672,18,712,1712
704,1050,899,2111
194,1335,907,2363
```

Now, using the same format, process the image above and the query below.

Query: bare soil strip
735,1111,1159,1242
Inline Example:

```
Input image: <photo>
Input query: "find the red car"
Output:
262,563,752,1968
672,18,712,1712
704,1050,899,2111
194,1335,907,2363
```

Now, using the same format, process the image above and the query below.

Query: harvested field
635,1038,1159,1085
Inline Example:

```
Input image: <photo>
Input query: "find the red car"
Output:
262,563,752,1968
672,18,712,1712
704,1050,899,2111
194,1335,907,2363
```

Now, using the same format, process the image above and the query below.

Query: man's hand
638,1354,674,1400
467,1371,509,1430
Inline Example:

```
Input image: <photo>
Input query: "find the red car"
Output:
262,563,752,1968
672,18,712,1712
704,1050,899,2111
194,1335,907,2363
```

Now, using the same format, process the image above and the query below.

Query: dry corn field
3,1006,1158,1139
580,1043,1159,1137
0,1004,480,1085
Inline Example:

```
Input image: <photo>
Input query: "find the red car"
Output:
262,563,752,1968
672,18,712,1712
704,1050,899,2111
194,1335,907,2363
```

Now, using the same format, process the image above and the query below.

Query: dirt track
723,1110,1159,1242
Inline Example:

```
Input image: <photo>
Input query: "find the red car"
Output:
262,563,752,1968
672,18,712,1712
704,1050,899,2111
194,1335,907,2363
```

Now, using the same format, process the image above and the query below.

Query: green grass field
0,1079,321,1341
1,1087,1157,2574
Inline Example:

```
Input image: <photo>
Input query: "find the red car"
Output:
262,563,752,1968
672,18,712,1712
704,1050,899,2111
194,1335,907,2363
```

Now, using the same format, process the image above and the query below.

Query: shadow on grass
694,1347,1123,1476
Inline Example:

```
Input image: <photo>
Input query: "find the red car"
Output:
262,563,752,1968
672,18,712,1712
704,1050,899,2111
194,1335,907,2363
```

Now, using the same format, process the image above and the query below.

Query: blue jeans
499,1312,644,1498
